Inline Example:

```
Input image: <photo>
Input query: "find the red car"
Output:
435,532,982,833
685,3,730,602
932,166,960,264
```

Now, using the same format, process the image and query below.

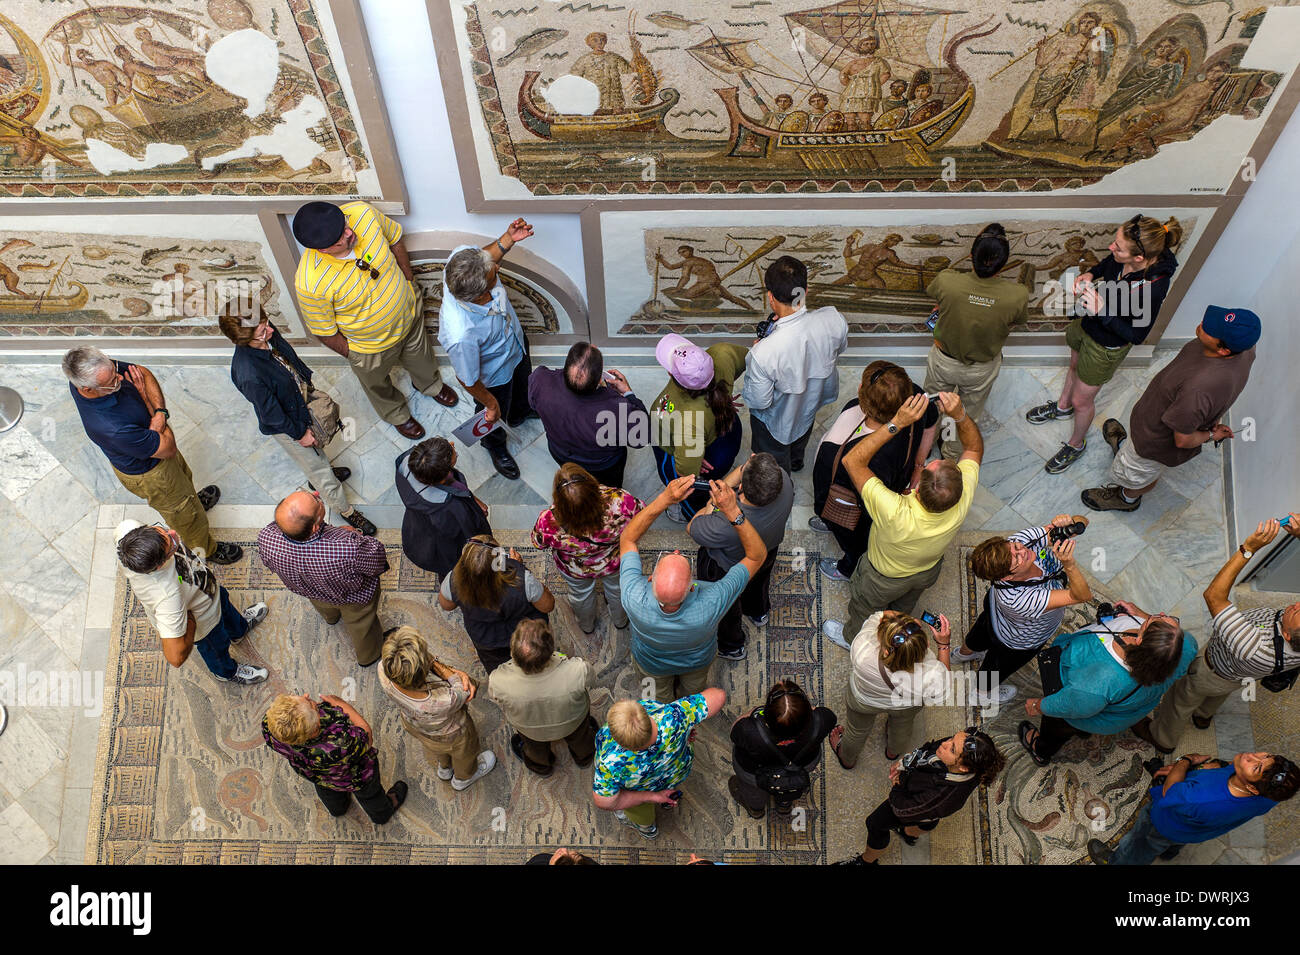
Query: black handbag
1259,609,1299,693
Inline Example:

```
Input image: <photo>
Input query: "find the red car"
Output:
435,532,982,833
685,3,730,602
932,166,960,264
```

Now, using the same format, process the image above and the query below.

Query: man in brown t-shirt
1082,306,1260,512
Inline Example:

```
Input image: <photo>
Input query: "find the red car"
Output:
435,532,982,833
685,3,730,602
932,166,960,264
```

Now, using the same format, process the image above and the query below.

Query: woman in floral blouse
531,464,643,634
262,693,407,824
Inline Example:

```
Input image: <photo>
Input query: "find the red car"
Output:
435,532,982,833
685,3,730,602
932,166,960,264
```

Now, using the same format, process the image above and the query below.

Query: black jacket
229,327,315,439
395,449,491,577
1080,249,1178,348
887,740,979,825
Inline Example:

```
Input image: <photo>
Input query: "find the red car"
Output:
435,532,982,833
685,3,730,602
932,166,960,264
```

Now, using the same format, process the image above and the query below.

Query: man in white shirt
115,519,269,684
742,255,848,473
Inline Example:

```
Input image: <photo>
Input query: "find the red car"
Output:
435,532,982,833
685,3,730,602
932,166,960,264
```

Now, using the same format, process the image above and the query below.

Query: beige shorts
1110,439,1165,490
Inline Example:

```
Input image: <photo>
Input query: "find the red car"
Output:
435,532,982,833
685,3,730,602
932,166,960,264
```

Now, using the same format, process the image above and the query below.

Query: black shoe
834,855,878,865
488,445,520,480
208,541,243,564
378,781,408,823
727,776,765,819
1158,845,1182,861
511,732,552,776
331,467,352,482
1142,756,1165,779
197,485,220,510
342,509,376,536
507,409,540,426
1087,838,1113,865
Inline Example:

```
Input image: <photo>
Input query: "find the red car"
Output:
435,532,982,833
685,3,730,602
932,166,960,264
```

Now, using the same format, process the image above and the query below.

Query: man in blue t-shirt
1089,750,1299,865
64,346,242,564
619,475,767,702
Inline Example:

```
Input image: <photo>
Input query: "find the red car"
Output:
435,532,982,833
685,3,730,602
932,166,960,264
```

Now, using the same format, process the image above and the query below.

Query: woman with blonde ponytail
1027,214,1183,474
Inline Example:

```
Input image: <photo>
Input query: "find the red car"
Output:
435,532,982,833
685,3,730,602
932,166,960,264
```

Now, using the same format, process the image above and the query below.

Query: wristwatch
156,407,170,421
885,421,899,435
729,512,747,527
1239,544,1254,560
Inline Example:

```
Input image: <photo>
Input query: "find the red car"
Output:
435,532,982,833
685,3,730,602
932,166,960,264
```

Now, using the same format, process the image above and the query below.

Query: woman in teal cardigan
1019,600,1196,765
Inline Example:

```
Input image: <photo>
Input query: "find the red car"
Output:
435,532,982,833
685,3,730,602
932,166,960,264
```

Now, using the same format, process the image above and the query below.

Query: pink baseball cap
655,333,714,390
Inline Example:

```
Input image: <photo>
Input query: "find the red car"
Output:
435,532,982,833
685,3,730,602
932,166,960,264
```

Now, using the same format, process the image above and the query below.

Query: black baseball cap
292,202,346,250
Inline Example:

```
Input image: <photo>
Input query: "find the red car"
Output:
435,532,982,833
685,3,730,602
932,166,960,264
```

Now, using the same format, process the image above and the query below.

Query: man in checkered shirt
1134,514,1300,753
258,490,390,666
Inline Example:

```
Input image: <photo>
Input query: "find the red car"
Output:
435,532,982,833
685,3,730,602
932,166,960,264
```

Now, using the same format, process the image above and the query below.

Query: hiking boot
614,809,658,839
451,750,497,791
1102,418,1128,455
197,485,221,510
208,542,243,564
215,663,268,685
1026,400,1074,424
1081,484,1140,512
1045,440,1086,474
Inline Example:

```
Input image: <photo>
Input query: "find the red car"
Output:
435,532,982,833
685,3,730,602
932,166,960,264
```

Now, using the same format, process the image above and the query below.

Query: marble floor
0,349,1249,863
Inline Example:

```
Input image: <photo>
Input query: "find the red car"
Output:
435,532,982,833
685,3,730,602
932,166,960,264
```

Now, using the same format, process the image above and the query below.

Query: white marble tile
334,424,404,505
6,547,88,621
243,437,322,504
1106,544,1197,615
204,461,275,506
1070,511,1148,585
51,510,99,582
13,465,97,545
0,709,66,796
975,432,1041,503
1004,468,1087,526
0,426,60,502
1160,447,1227,501
61,444,138,505
39,597,88,666
0,494,52,581
1151,510,1230,590
156,364,238,427
0,803,55,865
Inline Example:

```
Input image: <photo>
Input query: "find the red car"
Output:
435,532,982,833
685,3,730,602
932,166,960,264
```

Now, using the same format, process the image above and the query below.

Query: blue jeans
1110,804,1178,865
193,587,248,680
653,418,743,519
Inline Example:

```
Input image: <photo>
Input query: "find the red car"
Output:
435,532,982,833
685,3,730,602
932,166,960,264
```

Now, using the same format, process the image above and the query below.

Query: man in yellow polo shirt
293,201,458,440
822,391,985,649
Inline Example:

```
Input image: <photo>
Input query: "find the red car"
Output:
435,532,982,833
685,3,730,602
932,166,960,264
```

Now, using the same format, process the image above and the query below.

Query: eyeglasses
890,621,925,647
354,257,380,281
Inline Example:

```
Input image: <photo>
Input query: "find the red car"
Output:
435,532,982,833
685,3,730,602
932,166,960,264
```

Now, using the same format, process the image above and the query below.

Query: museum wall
360,0,1300,344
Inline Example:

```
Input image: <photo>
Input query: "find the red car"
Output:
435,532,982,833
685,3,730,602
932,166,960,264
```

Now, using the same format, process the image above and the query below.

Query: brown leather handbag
820,437,863,531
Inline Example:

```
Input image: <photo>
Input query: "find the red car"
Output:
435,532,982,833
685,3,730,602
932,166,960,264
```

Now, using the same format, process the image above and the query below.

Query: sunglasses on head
1124,215,1147,258
959,727,983,763
889,621,925,647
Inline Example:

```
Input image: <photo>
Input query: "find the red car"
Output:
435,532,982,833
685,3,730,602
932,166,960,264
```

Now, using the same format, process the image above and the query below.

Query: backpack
748,709,811,800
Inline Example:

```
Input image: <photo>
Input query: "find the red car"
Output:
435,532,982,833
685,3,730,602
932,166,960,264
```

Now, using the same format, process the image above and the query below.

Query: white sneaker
451,750,497,791
217,663,268,685
951,645,986,664
242,602,269,628
664,503,687,524
436,764,455,781
823,619,851,651
974,684,1017,706
614,809,658,839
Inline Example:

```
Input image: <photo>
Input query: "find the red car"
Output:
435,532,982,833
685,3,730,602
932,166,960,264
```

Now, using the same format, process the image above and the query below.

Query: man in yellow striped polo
293,201,459,440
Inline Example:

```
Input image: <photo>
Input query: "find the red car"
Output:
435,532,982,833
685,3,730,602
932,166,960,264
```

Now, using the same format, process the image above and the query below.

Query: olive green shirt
487,653,594,742
928,269,1029,364
651,343,748,476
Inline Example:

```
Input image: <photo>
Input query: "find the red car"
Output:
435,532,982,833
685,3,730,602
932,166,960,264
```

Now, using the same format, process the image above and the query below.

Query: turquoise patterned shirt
592,694,710,797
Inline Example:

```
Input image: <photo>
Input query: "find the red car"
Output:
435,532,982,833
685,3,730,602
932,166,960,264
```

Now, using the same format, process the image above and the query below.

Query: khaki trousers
923,345,1001,460
309,589,384,666
270,431,350,516
346,312,445,425
416,714,482,781
113,452,216,556
632,658,712,705
1149,648,1242,750
837,686,921,766
845,555,944,640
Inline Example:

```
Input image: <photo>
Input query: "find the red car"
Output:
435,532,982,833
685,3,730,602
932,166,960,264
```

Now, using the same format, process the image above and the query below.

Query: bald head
651,552,693,609
276,491,322,541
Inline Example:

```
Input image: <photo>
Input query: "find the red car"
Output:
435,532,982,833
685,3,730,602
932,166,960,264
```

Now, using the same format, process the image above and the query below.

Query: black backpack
748,711,811,800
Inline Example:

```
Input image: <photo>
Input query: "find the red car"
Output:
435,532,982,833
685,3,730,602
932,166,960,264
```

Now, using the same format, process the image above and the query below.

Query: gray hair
444,247,494,302
62,346,114,389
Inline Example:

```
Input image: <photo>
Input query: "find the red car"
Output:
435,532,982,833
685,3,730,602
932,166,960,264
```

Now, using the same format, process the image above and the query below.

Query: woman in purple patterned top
262,694,408,824
531,464,643,634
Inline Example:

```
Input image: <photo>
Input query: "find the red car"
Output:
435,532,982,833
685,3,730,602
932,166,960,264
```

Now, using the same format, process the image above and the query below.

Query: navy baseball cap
1202,306,1261,352
292,202,346,250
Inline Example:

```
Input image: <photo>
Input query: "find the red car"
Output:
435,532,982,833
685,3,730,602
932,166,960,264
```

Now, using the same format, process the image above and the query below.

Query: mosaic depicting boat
517,70,681,142
694,0,997,170
0,282,90,315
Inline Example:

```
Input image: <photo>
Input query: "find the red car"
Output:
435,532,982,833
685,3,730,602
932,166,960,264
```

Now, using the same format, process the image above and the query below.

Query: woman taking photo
810,361,938,581
1019,601,1196,765
838,728,1005,865
650,333,748,522
829,610,952,767
531,464,642,634
1026,214,1183,474
438,534,555,673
